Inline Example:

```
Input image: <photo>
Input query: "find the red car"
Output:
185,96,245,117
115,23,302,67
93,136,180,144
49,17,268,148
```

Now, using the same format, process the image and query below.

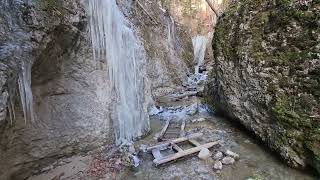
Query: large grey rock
205,0,320,174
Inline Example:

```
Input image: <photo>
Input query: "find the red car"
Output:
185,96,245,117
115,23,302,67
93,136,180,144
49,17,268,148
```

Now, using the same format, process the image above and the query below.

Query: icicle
88,0,150,144
18,60,34,123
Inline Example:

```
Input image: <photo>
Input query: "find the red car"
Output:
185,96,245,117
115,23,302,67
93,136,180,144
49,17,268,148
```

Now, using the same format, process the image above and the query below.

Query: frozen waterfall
192,32,214,74
88,0,150,144
192,36,208,74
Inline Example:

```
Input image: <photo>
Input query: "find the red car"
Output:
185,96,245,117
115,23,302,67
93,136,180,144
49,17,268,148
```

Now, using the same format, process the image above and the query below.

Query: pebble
213,151,223,160
221,156,235,165
224,150,239,160
213,161,223,170
198,148,211,160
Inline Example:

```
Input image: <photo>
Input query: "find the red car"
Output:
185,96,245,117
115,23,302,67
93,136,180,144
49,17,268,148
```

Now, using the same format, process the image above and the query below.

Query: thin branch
205,0,219,17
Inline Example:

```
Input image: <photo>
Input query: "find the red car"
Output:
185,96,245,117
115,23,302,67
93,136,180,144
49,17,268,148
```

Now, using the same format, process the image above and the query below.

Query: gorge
0,0,319,179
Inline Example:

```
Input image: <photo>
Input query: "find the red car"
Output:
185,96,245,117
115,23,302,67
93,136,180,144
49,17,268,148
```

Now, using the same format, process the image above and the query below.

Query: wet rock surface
205,0,320,173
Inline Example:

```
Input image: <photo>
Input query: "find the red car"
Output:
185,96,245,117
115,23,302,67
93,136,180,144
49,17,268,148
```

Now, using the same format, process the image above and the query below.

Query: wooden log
205,0,219,17
147,133,203,152
156,119,171,141
172,143,184,152
154,141,221,166
189,139,201,147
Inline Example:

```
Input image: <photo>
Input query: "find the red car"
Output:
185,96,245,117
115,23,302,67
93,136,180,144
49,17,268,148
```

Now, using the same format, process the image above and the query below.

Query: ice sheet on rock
88,0,150,144
148,105,164,116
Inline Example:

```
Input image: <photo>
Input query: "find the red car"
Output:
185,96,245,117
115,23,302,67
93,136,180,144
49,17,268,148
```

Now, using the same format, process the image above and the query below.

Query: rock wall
205,0,319,173
0,0,114,179
119,0,194,97
0,0,193,179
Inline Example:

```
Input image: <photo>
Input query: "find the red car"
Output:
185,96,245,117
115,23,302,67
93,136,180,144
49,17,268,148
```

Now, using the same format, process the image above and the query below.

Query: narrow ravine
1,0,319,179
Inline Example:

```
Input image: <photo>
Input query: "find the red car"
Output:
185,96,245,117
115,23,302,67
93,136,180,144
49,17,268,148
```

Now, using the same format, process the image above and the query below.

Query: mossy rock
206,0,320,174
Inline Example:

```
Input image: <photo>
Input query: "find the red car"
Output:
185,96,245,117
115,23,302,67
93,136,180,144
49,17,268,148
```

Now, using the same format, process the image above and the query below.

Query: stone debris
213,161,223,170
221,156,235,165
198,148,212,160
213,151,223,160
224,150,239,160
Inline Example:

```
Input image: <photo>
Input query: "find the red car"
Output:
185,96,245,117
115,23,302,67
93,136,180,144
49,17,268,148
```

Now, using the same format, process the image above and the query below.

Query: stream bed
119,95,317,180
28,95,317,180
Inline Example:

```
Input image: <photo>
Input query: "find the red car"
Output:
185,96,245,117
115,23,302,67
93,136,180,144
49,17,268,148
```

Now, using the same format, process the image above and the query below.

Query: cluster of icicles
88,0,149,144
8,60,34,124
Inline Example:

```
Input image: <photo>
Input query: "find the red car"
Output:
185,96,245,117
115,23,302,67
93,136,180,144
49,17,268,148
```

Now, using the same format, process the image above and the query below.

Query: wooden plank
152,149,163,160
154,141,221,166
171,143,183,152
157,119,171,140
147,133,203,152
189,139,201,147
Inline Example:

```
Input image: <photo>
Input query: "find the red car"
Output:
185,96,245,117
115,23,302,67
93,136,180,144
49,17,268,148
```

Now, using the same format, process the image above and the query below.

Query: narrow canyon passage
0,0,319,179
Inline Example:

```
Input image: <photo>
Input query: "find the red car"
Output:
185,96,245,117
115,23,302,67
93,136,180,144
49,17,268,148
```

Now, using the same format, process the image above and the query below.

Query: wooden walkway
147,133,221,166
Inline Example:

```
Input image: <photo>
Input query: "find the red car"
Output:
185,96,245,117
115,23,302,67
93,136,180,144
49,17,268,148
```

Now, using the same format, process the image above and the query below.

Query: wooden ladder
156,120,186,141
147,133,220,166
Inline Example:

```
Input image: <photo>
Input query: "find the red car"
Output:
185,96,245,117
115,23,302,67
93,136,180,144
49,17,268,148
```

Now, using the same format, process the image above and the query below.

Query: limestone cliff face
0,1,114,179
0,0,193,179
206,0,319,173
119,0,194,97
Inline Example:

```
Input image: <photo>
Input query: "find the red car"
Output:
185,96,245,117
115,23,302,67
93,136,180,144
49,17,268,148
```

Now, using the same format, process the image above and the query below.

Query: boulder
213,151,224,160
205,0,320,173
198,148,211,160
213,161,223,170
221,157,235,165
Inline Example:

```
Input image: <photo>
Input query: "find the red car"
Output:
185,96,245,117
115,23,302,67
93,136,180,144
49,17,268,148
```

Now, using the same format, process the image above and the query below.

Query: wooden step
171,143,184,152
147,133,203,152
189,139,201,147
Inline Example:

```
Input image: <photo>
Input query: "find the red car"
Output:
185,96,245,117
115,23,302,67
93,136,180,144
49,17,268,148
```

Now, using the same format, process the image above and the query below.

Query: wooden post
205,0,219,17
